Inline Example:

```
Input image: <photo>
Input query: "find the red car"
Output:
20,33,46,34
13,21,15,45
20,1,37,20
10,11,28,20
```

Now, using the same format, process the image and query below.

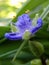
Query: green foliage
0,26,10,38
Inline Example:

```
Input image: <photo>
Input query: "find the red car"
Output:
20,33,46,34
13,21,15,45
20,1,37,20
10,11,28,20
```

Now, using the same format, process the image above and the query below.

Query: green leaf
0,40,33,61
0,39,49,60
0,38,6,44
12,40,28,62
0,59,42,65
0,26,10,38
29,41,44,57
0,59,23,65
30,38,49,58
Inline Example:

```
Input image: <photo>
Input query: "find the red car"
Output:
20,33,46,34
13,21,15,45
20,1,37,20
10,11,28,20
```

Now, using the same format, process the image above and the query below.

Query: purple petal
15,14,32,33
37,18,43,27
5,32,22,40
17,14,31,22
15,14,32,26
31,18,43,34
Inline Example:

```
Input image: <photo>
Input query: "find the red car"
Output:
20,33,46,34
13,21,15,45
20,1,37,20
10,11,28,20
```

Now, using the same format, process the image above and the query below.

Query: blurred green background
0,0,27,26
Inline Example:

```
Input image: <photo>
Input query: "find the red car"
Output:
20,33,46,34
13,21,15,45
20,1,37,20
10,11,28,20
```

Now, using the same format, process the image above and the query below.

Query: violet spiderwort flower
5,14,42,40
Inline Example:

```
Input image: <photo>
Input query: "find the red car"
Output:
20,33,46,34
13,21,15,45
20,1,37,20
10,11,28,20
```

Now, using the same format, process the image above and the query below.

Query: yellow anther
25,10,30,14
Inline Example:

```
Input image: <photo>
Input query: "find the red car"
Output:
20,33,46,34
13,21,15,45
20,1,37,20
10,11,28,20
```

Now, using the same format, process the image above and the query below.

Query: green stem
40,5,49,20
12,40,28,62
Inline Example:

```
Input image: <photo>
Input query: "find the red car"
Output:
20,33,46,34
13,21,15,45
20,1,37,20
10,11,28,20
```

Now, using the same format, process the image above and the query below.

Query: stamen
10,22,19,32
25,10,30,14
32,14,39,26
40,5,49,20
